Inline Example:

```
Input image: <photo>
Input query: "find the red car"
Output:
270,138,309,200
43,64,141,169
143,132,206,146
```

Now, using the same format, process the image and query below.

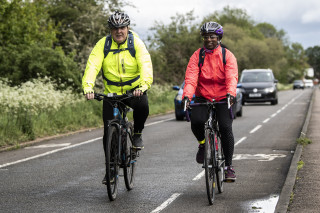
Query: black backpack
198,45,226,72
103,31,135,58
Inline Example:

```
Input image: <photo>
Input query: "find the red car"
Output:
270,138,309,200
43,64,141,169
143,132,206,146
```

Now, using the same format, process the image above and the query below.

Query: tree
148,10,201,83
46,0,131,70
285,43,309,82
0,0,80,90
306,46,320,79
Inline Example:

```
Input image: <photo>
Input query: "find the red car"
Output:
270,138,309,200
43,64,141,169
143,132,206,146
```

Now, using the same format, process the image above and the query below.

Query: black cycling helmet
108,11,130,29
200,22,223,39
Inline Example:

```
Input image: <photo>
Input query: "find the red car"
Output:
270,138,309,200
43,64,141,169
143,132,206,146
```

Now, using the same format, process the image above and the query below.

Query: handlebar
185,93,232,122
94,92,134,101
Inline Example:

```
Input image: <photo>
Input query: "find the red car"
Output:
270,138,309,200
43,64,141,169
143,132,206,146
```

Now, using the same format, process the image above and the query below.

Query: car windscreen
240,72,273,83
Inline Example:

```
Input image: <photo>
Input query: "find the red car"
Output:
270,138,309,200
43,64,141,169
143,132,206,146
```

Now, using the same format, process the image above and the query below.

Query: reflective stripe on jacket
183,45,238,102
82,33,153,95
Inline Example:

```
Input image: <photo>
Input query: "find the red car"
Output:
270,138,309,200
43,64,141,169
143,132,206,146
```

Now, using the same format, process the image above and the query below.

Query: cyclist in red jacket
182,22,238,182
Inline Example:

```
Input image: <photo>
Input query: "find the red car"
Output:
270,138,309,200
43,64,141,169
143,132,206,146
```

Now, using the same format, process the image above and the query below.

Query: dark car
238,69,278,105
173,81,243,120
293,80,304,90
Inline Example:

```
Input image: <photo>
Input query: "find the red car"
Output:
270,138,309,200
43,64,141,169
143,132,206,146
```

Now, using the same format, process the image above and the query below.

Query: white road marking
1,117,176,169
233,154,286,161
263,118,270,123
150,193,181,213
235,137,247,146
250,125,262,134
145,118,175,127
0,137,102,169
192,170,205,181
24,143,71,149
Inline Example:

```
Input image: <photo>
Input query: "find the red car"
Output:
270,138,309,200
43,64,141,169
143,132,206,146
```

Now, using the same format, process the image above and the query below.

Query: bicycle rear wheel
215,132,225,193
105,125,119,201
123,122,136,190
204,129,216,205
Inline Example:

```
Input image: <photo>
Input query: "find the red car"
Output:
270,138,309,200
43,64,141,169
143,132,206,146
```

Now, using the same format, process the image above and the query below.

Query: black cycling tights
190,98,235,166
102,93,149,153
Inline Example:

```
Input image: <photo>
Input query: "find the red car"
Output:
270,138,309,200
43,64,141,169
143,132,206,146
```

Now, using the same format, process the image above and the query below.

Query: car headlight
265,87,275,93
176,94,183,101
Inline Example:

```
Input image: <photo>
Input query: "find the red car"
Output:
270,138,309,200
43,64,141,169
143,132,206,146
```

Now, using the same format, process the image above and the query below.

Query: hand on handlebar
230,95,235,105
182,96,190,111
133,89,143,97
85,92,94,100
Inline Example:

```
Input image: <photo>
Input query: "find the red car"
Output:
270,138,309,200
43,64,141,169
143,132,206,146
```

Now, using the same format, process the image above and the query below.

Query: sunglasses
202,35,219,40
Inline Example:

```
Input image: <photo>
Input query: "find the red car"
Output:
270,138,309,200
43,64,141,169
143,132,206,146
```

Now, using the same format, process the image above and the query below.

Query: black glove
181,96,190,111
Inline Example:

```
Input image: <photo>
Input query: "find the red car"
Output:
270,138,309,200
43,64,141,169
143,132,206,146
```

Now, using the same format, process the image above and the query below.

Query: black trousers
190,97,235,166
102,93,149,153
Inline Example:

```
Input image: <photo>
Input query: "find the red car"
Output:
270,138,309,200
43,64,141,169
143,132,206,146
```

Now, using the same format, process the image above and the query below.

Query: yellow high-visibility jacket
82,31,153,95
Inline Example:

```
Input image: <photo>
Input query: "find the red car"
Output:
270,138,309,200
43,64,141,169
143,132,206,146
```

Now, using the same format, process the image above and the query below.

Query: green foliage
296,136,312,146
0,0,57,47
0,43,81,91
0,79,176,148
149,10,201,84
285,43,309,82
306,45,320,79
46,0,130,70
0,0,81,90
297,160,304,170
149,6,310,84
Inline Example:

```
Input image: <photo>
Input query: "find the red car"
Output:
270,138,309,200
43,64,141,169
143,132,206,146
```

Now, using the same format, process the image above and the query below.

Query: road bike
186,95,232,205
95,92,139,201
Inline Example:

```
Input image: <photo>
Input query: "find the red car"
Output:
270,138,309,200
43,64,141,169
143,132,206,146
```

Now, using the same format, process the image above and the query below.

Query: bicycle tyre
123,122,136,190
215,131,225,193
105,125,119,201
204,129,216,205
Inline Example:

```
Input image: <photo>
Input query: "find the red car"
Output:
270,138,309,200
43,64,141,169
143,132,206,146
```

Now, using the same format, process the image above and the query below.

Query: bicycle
94,92,139,201
185,94,232,205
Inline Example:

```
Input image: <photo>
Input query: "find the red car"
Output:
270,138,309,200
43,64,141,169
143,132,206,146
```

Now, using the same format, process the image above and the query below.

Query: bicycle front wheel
123,122,136,190
204,129,216,205
215,131,225,193
105,125,119,201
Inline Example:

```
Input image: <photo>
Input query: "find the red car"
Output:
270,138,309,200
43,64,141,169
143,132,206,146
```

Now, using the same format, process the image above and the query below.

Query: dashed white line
263,118,270,123
235,137,247,146
151,193,181,213
250,125,262,134
192,170,205,181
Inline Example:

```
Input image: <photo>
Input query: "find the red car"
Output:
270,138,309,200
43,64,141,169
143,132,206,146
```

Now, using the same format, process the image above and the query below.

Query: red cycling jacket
182,45,238,102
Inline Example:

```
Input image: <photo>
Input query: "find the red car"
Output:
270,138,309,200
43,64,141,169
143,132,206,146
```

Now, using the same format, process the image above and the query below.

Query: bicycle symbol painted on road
233,154,286,161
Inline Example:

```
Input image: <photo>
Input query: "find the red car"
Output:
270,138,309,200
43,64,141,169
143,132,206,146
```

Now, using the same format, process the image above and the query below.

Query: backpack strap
221,47,226,65
103,31,135,58
127,31,135,57
103,35,112,58
198,48,205,71
198,46,226,74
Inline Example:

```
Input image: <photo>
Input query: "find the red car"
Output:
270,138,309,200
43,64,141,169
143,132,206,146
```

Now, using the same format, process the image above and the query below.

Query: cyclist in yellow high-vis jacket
82,11,153,183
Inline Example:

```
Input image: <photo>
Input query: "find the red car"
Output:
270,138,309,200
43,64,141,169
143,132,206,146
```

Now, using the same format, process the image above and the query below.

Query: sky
123,0,320,49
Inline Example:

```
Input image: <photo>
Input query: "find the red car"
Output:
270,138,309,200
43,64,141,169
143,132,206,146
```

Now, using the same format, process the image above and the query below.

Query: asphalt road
0,89,313,213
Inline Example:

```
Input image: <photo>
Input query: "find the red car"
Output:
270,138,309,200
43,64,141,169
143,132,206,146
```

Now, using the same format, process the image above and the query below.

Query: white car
304,79,313,88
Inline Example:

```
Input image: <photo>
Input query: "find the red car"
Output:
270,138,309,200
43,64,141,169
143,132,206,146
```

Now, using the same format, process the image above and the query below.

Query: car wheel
236,106,242,117
271,99,278,105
